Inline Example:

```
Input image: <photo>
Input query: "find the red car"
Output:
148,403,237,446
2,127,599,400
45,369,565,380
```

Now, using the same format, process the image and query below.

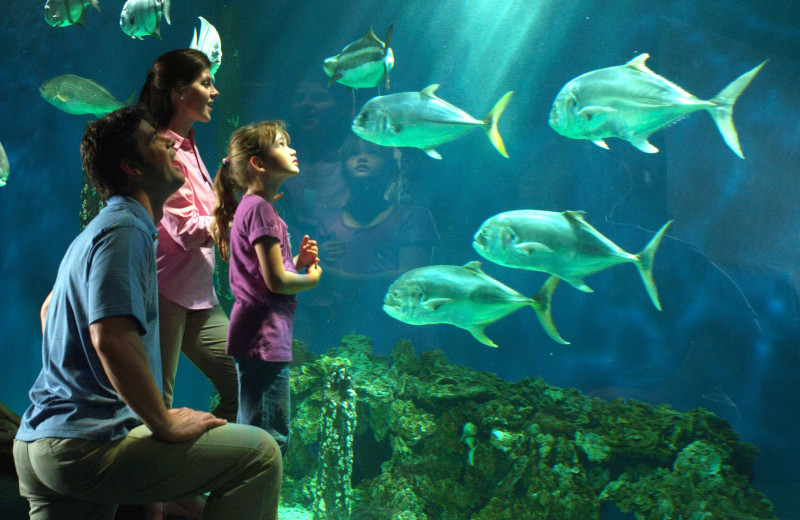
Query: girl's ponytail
211,158,238,261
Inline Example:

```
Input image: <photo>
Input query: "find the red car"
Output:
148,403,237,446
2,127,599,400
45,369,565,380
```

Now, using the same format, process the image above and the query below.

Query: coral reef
283,334,775,520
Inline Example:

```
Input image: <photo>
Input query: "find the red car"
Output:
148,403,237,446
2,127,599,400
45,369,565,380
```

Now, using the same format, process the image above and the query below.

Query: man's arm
89,316,226,442
40,291,53,334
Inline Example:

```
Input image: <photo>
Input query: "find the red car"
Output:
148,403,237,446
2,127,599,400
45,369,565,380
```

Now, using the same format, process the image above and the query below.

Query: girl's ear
249,154,266,172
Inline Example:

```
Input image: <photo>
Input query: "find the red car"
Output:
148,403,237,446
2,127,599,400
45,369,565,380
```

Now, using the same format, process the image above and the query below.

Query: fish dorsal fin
625,53,652,73
420,84,441,98
463,260,483,272
384,24,394,50
563,210,590,230
364,27,380,42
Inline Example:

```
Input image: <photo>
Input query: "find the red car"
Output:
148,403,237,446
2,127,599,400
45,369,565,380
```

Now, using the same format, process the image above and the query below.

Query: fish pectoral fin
514,242,554,255
469,327,499,348
564,276,594,293
629,136,659,154
577,106,616,122
592,139,610,150
422,297,453,311
424,148,442,160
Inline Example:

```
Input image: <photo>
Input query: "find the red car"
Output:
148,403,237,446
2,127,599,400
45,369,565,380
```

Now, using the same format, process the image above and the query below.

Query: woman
139,49,238,423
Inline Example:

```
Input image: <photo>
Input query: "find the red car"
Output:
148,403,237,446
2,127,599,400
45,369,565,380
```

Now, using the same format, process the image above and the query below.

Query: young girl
212,121,321,455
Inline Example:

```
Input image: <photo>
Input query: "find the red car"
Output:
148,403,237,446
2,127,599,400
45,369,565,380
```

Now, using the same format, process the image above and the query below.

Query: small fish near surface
40,74,134,117
383,261,568,347
190,16,222,76
352,85,514,159
548,53,767,158
0,141,9,187
324,25,394,90
473,210,672,310
120,0,171,40
44,0,101,28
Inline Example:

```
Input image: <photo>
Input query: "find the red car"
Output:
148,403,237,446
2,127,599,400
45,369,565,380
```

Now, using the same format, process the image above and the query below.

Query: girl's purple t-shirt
227,194,297,362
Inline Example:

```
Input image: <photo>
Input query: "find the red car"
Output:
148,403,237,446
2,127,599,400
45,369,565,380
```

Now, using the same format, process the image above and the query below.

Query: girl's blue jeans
235,359,291,456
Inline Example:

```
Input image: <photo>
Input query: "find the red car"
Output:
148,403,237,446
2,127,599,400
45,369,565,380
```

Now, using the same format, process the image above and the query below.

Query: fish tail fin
708,60,767,159
163,0,172,25
483,91,514,158
634,220,672,311
531,276,569,345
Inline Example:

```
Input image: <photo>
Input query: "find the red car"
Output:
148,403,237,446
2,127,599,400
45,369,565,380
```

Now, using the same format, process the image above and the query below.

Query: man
14,106,282,520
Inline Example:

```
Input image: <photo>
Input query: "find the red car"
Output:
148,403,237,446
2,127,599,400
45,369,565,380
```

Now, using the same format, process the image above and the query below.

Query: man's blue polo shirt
16,196,163,442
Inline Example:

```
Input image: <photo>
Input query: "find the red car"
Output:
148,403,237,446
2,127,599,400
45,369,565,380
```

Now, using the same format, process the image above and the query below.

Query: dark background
1,1,798,517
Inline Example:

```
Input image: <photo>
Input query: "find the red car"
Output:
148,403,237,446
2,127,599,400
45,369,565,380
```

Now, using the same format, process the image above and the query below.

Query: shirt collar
106,195,159,239
160,127,196,152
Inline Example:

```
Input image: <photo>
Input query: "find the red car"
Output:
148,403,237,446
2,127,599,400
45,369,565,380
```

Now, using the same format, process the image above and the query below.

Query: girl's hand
298,235,319,268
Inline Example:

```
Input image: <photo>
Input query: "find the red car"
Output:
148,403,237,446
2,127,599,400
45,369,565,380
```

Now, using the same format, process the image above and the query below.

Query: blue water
1,1,799,517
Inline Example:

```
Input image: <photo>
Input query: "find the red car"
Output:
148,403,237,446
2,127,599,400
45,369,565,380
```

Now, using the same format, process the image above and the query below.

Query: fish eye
129,16,135,24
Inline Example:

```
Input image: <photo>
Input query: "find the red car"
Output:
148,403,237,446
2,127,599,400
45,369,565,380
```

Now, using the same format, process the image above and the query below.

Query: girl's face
175,68,218,124
345,149,387,179
263,132,299,176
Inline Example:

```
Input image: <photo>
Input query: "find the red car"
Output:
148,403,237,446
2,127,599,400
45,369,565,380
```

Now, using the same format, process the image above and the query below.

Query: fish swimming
324,25,394,90
0,141,9,187
548,53,767,158
473,210,672,310
39,74,134,117
44,0,101,27
120,0,170,40
352,85,514,159
383,261,568,347
190,16,222,76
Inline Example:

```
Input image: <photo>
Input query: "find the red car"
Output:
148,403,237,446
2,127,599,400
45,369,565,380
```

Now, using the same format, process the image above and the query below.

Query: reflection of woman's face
175,68,218,124
290,81,336,131
345,150,386,179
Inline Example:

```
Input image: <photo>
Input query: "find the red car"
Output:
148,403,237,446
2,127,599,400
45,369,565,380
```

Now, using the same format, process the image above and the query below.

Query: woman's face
175,68,218,124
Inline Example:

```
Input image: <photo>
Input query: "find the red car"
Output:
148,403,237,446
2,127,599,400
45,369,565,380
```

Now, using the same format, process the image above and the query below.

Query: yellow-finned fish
473,210,672,311
383,261,567,346
352,85,513,160
324,25,394,90
39,74,134,117
548,54,767,158
44,0,101,27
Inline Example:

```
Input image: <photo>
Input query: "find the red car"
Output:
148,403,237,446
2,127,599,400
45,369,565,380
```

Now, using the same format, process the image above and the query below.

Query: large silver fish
473,210,672,311
44,0,101,27
548,53,767,158
0,141,9,187
352,85,514,159
324,25,394,90
39,74,134,117
120,0,170,40
383,261,568,347
190,16,222,76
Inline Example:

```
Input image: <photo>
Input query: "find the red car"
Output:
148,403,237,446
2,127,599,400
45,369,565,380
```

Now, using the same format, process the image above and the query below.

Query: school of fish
31,6,769,348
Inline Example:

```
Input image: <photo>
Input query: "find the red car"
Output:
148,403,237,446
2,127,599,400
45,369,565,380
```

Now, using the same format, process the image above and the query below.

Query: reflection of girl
139,49,238,422
296,137,439,353
212,121,321,455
